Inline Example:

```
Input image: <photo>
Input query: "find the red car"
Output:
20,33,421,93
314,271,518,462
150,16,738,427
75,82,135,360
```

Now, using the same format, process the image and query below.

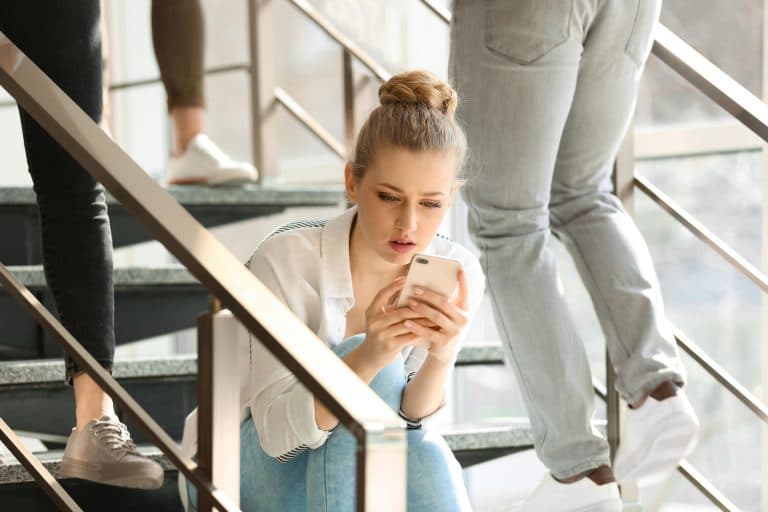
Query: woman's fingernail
413,287,423,295
409,300,419,308
404,320,413,328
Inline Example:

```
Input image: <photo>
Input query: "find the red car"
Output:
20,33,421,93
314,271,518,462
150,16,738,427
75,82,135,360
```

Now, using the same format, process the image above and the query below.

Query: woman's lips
389,240,416,253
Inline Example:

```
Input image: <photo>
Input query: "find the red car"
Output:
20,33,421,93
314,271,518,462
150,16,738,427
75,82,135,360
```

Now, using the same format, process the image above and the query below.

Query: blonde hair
350,70,467,180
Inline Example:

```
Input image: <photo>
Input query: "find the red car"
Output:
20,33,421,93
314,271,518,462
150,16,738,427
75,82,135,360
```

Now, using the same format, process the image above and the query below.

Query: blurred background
0,1,764,509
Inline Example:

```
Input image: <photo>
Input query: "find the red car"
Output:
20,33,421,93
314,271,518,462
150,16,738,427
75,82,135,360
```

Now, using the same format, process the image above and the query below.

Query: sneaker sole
61,458,163,490
572,500,623,512
517,499,623,512
614,412,698,481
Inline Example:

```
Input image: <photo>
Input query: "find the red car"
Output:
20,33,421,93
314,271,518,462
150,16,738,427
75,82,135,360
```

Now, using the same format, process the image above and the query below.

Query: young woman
181,70,485,511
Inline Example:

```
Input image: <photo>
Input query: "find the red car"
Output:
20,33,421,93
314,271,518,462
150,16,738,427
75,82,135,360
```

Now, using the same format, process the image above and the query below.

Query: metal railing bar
0,63,252,108
635,174,768,295
0,417,82,512
286,0,391,83
593,378,607,401
419,0,451,24
677,461,739,512
343,50,355,152
674,327,768,423
0,263,239,512
274,86,347,159
1,32,405,512
652,24,768,143
108,63,250,92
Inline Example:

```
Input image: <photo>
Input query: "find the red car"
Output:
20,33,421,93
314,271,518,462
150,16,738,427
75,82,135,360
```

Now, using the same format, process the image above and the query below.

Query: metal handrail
674,328,768,423
634,173,768,294
419,0,451,24
286,0,391,83
0,31,406,512
274,86,347,159
0,63,251,108
652,24,768,143
0,417,81,511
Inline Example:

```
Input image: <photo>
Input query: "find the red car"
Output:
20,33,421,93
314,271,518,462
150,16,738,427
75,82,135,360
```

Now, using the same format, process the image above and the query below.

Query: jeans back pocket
484,0,573,64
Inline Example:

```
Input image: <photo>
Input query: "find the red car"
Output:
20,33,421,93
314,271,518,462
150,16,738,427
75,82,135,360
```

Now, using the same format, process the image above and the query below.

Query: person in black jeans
0,1,162,488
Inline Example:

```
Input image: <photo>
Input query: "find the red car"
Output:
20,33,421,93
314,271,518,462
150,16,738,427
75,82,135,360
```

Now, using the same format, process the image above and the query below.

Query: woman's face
346,146,458,267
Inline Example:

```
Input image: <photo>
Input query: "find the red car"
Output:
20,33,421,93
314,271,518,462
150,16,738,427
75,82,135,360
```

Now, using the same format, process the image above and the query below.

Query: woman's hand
360,277,430,370
402,269,470,364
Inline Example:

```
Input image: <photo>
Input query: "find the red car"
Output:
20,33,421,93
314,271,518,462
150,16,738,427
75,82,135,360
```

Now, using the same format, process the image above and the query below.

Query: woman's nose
396,205,417,232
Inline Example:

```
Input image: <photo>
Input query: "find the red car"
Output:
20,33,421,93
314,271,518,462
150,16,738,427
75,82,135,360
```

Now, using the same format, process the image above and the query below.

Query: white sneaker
520,473,622,512
613,390,699,482
167,134,257,186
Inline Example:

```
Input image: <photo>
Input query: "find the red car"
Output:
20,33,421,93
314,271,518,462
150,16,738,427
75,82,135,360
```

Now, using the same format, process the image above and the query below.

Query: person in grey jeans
450,1,699,510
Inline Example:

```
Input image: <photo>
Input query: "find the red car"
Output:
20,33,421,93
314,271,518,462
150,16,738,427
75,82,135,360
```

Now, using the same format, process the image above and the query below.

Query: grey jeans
450,0,686,479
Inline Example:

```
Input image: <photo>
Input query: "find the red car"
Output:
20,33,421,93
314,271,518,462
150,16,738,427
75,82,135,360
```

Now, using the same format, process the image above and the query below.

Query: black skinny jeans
0,0,115,383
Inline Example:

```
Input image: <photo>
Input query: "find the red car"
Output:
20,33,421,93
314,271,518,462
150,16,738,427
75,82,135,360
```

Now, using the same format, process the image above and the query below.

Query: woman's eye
422,201,441,209
378,192,399,202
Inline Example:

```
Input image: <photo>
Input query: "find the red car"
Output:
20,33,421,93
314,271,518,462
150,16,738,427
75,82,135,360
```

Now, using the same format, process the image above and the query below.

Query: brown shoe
61,416,163,489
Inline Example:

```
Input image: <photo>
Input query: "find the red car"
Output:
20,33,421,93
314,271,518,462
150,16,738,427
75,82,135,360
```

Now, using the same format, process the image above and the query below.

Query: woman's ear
448,179,465,204
344,162,358,203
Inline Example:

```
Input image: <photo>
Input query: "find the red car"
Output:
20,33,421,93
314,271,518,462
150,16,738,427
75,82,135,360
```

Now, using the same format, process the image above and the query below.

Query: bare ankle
556,465,615,485
631,380,681,408
73,373,115,430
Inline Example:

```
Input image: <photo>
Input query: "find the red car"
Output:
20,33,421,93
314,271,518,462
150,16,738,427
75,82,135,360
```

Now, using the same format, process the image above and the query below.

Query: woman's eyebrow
379,182,445,197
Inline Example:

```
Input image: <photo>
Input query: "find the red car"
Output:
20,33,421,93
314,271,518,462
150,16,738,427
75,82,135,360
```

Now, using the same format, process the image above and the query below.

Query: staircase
2,1,767,510
0,218,538,511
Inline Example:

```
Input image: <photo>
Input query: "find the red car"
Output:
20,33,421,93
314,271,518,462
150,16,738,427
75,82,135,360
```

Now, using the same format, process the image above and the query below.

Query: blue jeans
187,335,470,511
450,0,685,479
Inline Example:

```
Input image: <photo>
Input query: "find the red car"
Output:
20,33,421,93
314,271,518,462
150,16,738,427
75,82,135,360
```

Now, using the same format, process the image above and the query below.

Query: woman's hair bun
378,70,458,119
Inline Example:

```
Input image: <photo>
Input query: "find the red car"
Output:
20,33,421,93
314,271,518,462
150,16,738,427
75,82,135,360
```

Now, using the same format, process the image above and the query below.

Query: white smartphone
396,253,463,308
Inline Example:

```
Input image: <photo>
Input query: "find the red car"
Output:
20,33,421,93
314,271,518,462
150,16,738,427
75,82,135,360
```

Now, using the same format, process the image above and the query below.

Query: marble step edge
5,265,198,288
0,345,505,386
0,184,345,207
0,423,536,484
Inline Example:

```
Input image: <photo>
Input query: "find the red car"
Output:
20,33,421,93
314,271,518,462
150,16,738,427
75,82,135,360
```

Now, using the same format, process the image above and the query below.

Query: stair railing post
196,297,241,512
612,121,641,508
248,0,279,183
343,50,355,155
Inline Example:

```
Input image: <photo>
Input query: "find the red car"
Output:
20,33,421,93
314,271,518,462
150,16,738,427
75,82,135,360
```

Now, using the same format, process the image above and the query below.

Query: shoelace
89,419,138,457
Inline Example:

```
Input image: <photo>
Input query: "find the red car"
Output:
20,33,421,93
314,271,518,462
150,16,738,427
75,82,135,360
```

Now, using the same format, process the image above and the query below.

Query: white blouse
180,206,485,464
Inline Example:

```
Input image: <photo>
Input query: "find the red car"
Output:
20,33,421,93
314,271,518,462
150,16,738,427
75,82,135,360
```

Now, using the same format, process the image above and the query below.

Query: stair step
6,265,199,289
0,265,205,357
0,184,345,265
0,423,535,485
0,355,197,387
0,344,503,388
0,345,505,444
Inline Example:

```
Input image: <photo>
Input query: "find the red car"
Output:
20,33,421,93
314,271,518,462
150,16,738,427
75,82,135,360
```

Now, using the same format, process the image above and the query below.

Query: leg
548,0,685,407
0,0,116,427
0,1,163,488
450,0,609,479
547,0,698,482
151,0,256,185
151,0,206,154
307,336,470,511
